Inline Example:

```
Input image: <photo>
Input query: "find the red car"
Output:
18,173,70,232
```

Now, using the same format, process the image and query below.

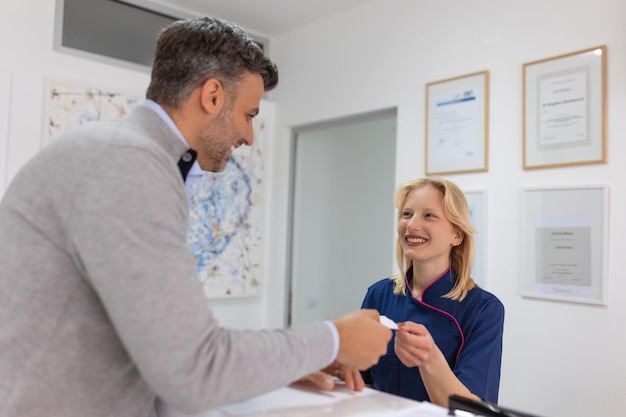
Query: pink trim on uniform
405,267,465,359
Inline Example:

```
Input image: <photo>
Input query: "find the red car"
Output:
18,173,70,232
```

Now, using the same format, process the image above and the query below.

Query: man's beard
197,108,236,173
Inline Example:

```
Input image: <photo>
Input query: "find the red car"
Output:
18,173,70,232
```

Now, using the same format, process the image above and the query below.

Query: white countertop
155,381,452,417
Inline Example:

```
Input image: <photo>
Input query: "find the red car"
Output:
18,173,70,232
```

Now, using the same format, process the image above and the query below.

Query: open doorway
288,108,397,326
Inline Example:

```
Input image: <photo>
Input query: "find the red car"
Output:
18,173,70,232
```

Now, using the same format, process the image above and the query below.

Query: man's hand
331,309,391,370
301,361,365,391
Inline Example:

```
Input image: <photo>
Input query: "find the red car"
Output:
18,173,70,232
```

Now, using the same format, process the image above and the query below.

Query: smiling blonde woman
361,177,505,407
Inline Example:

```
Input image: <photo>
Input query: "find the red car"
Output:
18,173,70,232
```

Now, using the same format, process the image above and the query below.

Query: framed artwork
44,79,272,298
425,70,489,175
521,185,608,305
188,104,273,298
464,190,487,287
44,78,141,146
523,46,607,170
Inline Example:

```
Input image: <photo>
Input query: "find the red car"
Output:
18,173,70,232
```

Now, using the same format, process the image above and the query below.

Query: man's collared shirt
143,99,202,204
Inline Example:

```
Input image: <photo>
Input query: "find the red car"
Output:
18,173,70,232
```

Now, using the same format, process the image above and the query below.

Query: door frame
285,108,397,327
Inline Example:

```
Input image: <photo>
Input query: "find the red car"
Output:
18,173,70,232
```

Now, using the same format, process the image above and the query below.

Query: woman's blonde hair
392,177,476,301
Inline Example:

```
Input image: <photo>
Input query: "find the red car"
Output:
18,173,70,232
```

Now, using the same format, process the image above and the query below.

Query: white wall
268,1,626,416
3,1,625,416
0,0,268,330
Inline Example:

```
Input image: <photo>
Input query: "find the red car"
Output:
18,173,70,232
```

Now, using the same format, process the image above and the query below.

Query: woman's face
397,185,462,270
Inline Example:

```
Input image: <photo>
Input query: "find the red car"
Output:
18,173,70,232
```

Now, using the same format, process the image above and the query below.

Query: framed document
521,185,608,305
464,190,487,287
523,46,607,170
425,71,489,175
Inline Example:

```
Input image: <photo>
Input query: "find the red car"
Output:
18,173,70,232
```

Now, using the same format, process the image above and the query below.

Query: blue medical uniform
361,267,504,403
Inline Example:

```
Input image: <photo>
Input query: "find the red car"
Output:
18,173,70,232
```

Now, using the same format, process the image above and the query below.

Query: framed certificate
425,71,489,175
523,46,607,170
521,185,608,305
464,189,487,288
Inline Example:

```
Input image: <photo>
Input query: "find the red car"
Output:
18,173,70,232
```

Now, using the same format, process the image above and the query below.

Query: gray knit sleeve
66,142,334,413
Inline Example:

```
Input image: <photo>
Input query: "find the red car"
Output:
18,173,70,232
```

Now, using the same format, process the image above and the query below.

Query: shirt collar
143,99,202,176
142,100,187,145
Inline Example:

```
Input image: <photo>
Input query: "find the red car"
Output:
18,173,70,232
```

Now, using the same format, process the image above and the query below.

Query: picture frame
464,189,487,288
425,70,489,175
43,78,142,147
521,185,608,305
42,78,270,299
523,45,607,170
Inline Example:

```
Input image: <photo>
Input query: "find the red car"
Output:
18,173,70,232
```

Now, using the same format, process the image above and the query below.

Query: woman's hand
394,321,437,368
395,321,479,407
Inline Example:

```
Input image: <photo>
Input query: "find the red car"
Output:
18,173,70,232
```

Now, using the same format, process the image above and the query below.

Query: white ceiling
123,0,371,37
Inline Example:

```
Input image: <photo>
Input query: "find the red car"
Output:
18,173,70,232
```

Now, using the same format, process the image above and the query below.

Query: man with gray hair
0,17,391,417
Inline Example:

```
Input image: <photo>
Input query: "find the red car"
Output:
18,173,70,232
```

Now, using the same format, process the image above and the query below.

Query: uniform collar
404,266,456,301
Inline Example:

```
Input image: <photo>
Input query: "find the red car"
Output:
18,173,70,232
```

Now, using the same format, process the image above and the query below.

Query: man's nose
242,120,254,146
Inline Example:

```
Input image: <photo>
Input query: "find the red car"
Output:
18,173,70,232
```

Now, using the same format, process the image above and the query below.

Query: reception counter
156,381,452,417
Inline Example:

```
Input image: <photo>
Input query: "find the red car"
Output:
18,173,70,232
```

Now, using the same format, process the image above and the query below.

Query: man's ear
199,78,224,115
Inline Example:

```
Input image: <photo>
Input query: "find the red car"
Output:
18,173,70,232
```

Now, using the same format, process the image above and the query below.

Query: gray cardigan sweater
0,107,333,417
